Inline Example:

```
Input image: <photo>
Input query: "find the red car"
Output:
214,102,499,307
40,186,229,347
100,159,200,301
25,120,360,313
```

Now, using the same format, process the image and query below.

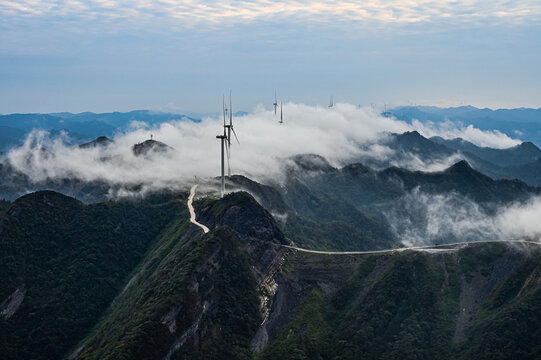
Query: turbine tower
328,95,334,108
216,95,228,198
279,102,283,124
273,90,278,115
217,91,239,198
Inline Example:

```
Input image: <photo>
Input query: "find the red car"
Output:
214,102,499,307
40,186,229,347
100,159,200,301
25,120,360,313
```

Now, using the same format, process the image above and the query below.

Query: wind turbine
216,95,228,198
279,102,283,124
273,90,278,115
328,95,334,108
216,91,240,198
225,90,239,177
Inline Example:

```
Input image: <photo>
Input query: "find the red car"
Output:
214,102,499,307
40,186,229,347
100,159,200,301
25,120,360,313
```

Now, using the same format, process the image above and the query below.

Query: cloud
5,104,408,189
384,188,541,246
5,102,523,196
2,0,540,32
495,197,541,239
4,103,539,246
411,119,521,149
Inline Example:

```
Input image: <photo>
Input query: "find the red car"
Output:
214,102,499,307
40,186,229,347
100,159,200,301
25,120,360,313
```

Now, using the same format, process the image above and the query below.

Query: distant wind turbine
328,95,334,108
279,102,283,124
273,90,278,115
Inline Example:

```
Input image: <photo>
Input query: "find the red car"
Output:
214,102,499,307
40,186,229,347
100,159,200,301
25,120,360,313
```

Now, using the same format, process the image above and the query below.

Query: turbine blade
222,94,226,126
231,127,240,144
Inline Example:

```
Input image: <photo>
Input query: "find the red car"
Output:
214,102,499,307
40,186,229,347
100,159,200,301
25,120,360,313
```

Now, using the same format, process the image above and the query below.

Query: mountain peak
401,130,422,138
517,141,540,151
446,160,473,172
132,139,173,156
195,191,287,245
290,154,334,172
79,136,113,149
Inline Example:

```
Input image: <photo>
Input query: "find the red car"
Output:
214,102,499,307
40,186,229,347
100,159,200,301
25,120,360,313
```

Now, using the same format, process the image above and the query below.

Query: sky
1,0,541,114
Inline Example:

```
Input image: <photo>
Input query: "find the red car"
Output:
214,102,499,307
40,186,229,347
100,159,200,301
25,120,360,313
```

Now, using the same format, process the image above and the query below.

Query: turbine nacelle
273,90,278,115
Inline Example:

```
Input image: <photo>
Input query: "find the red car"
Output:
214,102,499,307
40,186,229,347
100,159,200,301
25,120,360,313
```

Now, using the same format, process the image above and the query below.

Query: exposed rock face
256,242,541,358
252,251,364,351
453,247,525,341
195,191,293,329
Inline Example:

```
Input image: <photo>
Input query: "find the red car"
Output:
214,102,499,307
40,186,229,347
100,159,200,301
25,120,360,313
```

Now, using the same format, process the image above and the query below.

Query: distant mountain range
386,105,541,145
2,106,541,154
355,130,541,187
0,110,198,152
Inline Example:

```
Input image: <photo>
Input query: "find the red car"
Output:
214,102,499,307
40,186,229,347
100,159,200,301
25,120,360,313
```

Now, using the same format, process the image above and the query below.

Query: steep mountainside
386,106,541,145
431,137,541,167
74,191,289,360
259,242,541,359
359,130,541,187
0,189,290,359
1,188,540,359
225,174,398,251
280,156,540,236
0,191,186,360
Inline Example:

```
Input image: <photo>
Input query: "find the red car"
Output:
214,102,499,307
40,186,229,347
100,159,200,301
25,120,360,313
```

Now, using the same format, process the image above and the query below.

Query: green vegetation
0,191,187,360
77,225,261,360
261,243,541,359
279,179,397,251
284,213,391,251
261,289,331,360
2,187,540,360
0,189,274,360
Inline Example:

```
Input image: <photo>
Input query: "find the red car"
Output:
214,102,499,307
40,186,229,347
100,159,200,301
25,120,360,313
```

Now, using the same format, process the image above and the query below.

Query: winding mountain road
188,185,210,234
281,239,541,255
187,185,540,253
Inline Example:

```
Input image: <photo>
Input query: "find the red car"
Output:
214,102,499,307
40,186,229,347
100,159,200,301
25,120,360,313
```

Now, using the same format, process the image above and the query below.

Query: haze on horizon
1,0,541,114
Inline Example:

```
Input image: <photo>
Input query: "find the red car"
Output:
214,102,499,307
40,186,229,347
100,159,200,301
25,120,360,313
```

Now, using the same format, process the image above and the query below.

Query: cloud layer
4,103,539,246
5,102,520,191
2,0,540,31
412,119,521,148
384,188,541,246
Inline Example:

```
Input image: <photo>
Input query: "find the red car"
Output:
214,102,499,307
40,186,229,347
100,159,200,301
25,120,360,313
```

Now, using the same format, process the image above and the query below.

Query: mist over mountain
387,105,541,146
0,111,197,151
1,103,541,359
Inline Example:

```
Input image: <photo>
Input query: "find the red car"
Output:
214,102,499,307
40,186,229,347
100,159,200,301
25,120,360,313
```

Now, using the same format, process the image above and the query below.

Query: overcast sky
1,0,540,114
